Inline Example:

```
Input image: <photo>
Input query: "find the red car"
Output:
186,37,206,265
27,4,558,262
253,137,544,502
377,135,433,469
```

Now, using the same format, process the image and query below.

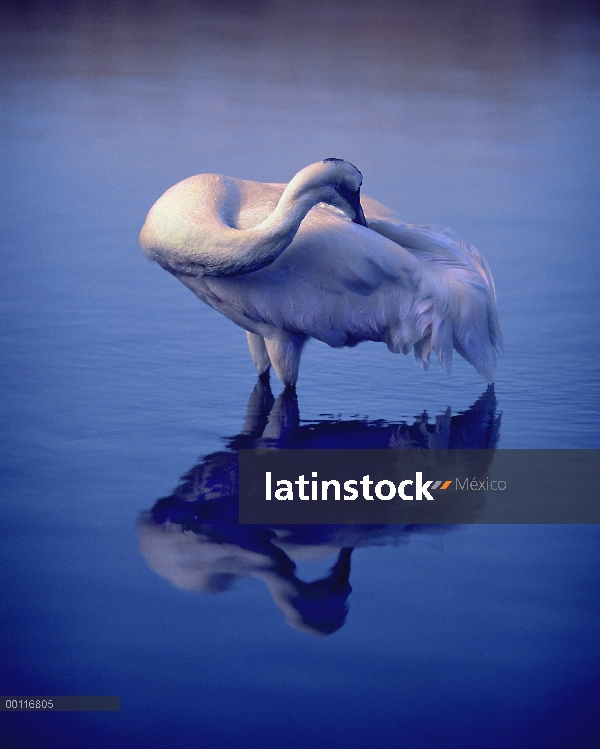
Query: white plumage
140,159,502,386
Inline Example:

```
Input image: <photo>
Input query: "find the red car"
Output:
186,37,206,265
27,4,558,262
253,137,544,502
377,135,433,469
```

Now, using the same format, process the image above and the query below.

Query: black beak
337,185,368,227
352,195,368,227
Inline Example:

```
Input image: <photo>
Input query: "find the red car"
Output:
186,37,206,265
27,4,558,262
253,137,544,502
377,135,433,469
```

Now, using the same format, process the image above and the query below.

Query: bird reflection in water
138,381,500,636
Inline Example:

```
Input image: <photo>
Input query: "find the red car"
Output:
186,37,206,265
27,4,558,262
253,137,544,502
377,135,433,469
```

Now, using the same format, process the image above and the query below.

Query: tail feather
369,219,502,382
432,315,453,375
414,337,432,371
452,295,499,383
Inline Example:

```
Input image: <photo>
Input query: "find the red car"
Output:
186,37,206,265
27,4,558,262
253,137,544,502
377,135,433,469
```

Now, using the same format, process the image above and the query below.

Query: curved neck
202,182,322,277
142,161,365,278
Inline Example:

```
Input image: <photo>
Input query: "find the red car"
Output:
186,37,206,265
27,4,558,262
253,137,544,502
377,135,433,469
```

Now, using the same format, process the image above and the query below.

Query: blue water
1,2,599,747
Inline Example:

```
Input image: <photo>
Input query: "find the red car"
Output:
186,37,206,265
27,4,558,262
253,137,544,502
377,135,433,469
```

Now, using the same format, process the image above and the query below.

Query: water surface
1,2,599,747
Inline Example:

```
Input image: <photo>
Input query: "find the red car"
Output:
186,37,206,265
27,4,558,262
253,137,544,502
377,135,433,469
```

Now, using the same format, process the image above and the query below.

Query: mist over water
1,2,599,747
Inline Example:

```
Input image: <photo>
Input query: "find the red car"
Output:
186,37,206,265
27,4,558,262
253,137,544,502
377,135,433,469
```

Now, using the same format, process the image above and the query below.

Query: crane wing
199,201,502,382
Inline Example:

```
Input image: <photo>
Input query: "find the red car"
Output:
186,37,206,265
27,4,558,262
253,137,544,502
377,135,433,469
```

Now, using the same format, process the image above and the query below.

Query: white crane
140,159,502,387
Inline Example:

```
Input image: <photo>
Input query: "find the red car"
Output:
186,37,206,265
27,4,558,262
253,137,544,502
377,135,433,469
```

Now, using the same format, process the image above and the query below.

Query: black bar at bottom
1,696,120,711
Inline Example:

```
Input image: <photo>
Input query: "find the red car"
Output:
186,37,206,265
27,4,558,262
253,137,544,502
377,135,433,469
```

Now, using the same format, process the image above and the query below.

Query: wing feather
200,201,502,382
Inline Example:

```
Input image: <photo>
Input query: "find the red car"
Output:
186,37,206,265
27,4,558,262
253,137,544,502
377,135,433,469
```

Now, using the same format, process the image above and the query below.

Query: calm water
1,2,599,747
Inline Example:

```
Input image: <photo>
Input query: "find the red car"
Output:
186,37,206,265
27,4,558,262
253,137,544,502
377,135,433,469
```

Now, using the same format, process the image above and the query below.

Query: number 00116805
4,699,54,709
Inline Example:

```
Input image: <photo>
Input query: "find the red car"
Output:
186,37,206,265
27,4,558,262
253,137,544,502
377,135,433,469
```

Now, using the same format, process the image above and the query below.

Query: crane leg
264,331,307,388
246,331,272,376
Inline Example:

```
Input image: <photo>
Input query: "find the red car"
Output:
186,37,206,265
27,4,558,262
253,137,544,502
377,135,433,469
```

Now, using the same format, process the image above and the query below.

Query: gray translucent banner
239,449,599,524
1,696,120,711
